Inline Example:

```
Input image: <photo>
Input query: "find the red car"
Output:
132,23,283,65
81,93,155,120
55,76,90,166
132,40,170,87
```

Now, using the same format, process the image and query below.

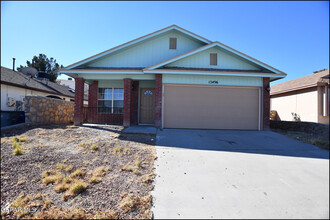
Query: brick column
155,74,162,128
130,81,139,125
123,78,132,127
74,77,85,125
263,77,270,130
88,80,98,123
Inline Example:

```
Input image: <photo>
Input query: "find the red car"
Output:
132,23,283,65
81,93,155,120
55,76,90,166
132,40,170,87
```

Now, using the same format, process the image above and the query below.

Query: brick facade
87,80,98,123
123,78,132,127
74,78,85,125
155,74,162,128
130,81,139,125
263,77,270,130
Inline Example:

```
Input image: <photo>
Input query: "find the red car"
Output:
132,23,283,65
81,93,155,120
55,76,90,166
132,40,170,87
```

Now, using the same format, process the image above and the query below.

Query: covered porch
73,73,162,128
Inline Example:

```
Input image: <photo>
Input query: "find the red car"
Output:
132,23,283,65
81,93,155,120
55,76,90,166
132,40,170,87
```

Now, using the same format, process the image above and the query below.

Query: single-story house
1,66,88,112
59,25,286,130
270,69,329,124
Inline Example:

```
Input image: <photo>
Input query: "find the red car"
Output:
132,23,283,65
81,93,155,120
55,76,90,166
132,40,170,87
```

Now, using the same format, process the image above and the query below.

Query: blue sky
1,1,329,85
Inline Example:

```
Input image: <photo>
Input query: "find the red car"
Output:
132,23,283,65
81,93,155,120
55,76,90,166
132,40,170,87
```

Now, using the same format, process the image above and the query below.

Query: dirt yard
1,124,156,219
272,129,329,150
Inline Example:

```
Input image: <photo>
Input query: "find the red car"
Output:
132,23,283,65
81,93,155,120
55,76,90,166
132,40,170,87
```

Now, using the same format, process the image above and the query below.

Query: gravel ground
1,124,156,219
272,129,329,150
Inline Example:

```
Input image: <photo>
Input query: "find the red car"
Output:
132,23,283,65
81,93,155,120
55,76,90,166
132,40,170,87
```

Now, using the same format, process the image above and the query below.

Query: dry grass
31,206,118,219
65,165,74,172
89,176,102,184
70,169,85,179
17,178,26,185
92,166,107,177
13,146,24,155
141,173,156,184
90,144,98,151
42,173,64,185
56,163,67,170
67,181,88,196
62,176,72,184
54,183,70,193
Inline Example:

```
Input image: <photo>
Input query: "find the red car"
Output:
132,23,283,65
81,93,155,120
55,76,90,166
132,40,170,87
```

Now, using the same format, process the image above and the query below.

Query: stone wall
24,96,74,125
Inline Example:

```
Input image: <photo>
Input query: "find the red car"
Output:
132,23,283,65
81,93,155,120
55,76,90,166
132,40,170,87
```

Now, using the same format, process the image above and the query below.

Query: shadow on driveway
156,129,329,159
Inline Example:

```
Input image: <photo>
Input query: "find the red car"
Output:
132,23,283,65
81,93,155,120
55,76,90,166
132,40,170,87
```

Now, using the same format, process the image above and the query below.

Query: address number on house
208,80,219,84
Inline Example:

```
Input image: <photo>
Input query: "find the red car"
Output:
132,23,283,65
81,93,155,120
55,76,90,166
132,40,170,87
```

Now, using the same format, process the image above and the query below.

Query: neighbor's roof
0,66,85,99
270,69,329,95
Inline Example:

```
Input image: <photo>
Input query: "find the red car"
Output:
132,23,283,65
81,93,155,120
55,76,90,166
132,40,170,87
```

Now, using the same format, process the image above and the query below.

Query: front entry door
140,88,155,124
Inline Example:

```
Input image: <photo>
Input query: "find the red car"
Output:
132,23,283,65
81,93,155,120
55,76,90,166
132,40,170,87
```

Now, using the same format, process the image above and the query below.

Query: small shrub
135,161,141,168
65,165,74,172
17,178,26,185
41,169,56,178
141,173,155,183
63,176,72,184
121,165,133,172
120,194,135,213
68,181,88,195
93,167,107,177
13,146,24,155
56,163,66,170
89,176,102,184
70,169,85,178
54,183,70,193
42,173,64,185
133,169,140,175
90,144,98,151
113,146,122,155
123,148,130,155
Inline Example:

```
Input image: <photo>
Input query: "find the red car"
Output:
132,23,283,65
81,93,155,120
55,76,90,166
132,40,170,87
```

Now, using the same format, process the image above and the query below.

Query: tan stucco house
270,69,329,124
59,25,287,130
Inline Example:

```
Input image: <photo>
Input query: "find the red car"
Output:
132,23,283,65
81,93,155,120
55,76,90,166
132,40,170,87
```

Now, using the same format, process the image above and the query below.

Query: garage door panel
164,84,259,130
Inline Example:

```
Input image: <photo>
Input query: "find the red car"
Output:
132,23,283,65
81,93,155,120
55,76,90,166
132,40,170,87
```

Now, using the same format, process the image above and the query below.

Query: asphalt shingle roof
270,69,329,95
1,66,77,98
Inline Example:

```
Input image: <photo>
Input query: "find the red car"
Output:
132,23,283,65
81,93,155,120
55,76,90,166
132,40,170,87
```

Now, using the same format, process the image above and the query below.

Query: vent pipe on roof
12,58,16,71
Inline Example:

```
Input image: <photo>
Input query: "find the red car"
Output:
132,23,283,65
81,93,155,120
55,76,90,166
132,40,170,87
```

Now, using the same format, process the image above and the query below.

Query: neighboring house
59,25,286,130
270,69,329,124
1,66,88,112
58,78,89,96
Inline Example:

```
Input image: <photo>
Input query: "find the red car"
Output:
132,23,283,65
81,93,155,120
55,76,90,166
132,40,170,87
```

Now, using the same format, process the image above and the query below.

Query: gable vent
210,53,217,65
169,38,177,49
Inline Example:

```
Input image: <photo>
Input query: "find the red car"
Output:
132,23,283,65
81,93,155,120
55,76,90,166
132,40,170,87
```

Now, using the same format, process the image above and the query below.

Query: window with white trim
97,88,124,113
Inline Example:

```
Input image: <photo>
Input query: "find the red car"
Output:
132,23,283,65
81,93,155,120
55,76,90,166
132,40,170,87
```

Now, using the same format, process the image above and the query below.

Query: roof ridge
62,25,212,70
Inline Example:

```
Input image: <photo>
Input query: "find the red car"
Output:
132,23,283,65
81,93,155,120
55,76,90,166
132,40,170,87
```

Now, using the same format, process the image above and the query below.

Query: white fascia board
67,26,210,70
172,26,211,44
59,70,144,74
143,70,286,78
213,43,283,75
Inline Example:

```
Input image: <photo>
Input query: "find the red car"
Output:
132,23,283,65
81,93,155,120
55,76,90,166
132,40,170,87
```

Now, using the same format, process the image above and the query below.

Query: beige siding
271,88,318,122
163,84,260,130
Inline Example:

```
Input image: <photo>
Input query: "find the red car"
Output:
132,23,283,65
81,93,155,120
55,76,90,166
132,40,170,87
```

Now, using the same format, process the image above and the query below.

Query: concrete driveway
152,129,329,219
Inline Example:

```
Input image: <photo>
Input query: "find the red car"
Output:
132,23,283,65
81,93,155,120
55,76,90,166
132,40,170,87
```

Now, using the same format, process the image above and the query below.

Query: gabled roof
0,66,88,99
144,41,287,76
63,25,212,70
270,69,329,95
